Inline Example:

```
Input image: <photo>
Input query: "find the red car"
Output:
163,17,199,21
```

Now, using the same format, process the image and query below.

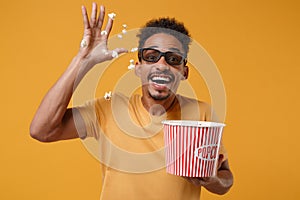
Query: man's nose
155,56,170,70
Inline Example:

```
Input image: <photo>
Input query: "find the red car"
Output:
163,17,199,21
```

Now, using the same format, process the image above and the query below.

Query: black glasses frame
138,48,187,66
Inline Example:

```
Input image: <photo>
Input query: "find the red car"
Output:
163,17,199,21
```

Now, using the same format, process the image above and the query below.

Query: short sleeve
75,100,101,140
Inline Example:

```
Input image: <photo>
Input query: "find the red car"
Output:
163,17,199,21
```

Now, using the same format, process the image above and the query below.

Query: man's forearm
202,168,233,195
30,55,92,141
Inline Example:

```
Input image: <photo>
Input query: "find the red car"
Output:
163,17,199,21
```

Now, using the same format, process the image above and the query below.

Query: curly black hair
137,17,191,56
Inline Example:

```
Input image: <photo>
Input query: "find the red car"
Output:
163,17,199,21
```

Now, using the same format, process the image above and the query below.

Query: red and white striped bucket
162,120,225,177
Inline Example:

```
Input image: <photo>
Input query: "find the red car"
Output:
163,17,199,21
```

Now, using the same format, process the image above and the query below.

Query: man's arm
30,3,127,142
30,56,89,142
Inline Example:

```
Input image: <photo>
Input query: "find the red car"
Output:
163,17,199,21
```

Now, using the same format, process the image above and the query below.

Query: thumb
109,48,128,58
217,154,224,169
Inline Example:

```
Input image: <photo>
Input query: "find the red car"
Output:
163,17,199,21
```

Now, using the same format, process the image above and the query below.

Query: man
30,2,233,199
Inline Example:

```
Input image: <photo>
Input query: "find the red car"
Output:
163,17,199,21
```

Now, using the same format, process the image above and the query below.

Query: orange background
0,0,299,199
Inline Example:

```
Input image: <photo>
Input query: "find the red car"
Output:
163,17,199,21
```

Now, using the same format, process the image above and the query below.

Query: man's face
135,33,188,101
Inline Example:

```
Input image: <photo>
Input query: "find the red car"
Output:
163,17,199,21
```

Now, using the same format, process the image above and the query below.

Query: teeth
151,76,171,84
152,77,169,81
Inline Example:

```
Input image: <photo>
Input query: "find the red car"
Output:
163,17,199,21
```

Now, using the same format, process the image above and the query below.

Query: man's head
137,17,191,57
135,18,191,102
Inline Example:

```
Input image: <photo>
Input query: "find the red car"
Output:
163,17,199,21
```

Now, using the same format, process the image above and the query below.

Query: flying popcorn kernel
130,47,138,52
122,24,127,28
128,59,135,70
108,13,116,20
80,39,87,48
128,65,135,70
122,29,127,34
102,49,109,55
117,34,123,39
112,50,119,58
104,91,112,100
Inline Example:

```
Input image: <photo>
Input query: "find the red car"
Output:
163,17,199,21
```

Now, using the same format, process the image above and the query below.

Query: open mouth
148,73,174,85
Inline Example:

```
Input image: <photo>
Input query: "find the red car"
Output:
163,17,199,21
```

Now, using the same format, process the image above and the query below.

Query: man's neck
141,94,177,116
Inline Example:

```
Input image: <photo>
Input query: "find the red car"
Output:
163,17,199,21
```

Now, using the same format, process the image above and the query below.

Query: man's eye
168,55,180,63
146,54,158,61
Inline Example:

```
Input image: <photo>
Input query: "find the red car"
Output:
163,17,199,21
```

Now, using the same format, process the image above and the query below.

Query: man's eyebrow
146,45,159,49
169,47,182,53
144,46,183,54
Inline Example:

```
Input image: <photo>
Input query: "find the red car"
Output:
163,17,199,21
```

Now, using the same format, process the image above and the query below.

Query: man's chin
149,92,170,101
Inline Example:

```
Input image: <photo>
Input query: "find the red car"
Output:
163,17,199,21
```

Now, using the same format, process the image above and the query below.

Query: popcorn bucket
162,120,225,177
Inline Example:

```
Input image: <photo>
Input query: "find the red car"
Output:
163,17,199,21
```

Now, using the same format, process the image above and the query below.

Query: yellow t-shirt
77,93,227,200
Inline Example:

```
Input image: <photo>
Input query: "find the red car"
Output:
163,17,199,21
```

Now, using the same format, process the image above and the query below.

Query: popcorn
101,30,108,35
111,50,119,58
80,39,87,48
117,24,127,39
128,65,135,70
108,13,116,20
130,47,138,52
104,91,112,100
116,24,128,40
102,49,109,55
128,59,135,70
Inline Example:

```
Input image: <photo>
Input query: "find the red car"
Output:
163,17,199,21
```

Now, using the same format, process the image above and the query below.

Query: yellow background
0,0,299,199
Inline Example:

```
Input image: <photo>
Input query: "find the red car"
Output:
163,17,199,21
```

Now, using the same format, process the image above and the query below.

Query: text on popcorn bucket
194,144,218,160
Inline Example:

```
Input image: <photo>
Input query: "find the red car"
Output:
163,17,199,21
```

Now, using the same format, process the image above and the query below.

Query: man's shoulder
175,95,212,120
77,92,130,114
176,94,210,108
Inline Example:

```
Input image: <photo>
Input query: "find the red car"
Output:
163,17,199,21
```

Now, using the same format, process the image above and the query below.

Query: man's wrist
73,53,95,71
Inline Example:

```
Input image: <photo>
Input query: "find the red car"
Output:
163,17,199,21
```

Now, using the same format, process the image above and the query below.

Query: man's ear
182,65,189,80
135,62,142,77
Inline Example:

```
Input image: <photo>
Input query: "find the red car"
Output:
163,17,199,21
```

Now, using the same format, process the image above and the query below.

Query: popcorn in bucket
162,120,225,177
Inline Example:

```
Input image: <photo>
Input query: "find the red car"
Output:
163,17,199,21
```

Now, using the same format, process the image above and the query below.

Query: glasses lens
165,52,183,65
142,49,161,63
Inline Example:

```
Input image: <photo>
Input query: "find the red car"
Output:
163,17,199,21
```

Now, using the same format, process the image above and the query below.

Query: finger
201,177,210,182
104,48,128,60
113,47,128,55
190,178,201,186
104,14,114,36
217,154,224,169
90,2,97,28
96,5,105,28
184,177,201,186
81,5,90,29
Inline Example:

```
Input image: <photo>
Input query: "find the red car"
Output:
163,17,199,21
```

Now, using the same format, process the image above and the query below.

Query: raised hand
78,2,127,66
30,3,129,143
